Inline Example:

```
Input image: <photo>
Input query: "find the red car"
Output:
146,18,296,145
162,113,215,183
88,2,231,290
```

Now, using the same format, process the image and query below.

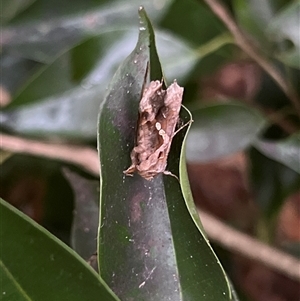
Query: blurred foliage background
1,0,299,300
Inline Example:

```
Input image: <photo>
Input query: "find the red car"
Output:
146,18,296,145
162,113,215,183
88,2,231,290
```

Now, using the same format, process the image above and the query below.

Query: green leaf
160,0,234,76
232,0,274,44
232,0,298,67
1,29,198,140
156,30,198,83
186,103,267,162
1,0,36,24
1,1,173,120
12,52,76,107
249,148,300,219
160,0,225,46
2,0,171,63
0,198,119,301
267,1,300,69
253,133,300,174
98,7,231,300
63,168,99,261
0,155,75,243
0,52,42,99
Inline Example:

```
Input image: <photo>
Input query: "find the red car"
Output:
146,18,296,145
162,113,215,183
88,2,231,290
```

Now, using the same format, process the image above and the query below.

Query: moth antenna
140,61,150,94
172,119,193,137
160,77,168,89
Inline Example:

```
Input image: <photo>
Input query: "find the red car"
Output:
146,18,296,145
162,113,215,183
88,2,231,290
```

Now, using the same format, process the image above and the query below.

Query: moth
124,80,184,180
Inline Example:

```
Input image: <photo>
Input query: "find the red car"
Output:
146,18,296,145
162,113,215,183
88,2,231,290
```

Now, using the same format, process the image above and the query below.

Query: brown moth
124,80,184,180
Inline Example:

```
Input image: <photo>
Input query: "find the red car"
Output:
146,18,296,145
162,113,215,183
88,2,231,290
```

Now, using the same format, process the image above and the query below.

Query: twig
199,209,300,282
0,133,99,176
202,0,300,116
1,132,300,281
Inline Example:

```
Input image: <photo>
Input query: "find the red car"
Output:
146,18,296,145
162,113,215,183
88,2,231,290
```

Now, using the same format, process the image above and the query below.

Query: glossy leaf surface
1,30,197,140
233,0,274,44
98,7,230,301
250,148,300,218
63,168,99,261
1,0,36,24
254,133,300,174
3,0,171,63
186,103,266,162
267,1,300,69
0,198,119,301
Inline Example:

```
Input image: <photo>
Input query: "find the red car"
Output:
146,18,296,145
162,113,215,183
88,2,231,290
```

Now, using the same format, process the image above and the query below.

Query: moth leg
124,172,134,177
123,164,136,176
172,119,193,137
163,170,179,182
87,252,98,272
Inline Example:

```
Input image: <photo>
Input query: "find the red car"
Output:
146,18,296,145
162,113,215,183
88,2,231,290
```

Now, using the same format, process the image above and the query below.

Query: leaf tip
138,6,147,22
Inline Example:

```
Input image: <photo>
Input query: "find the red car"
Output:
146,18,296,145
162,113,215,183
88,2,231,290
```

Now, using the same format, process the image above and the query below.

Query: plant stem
195,32,234,58
202,0,300,116
199,209,300,281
